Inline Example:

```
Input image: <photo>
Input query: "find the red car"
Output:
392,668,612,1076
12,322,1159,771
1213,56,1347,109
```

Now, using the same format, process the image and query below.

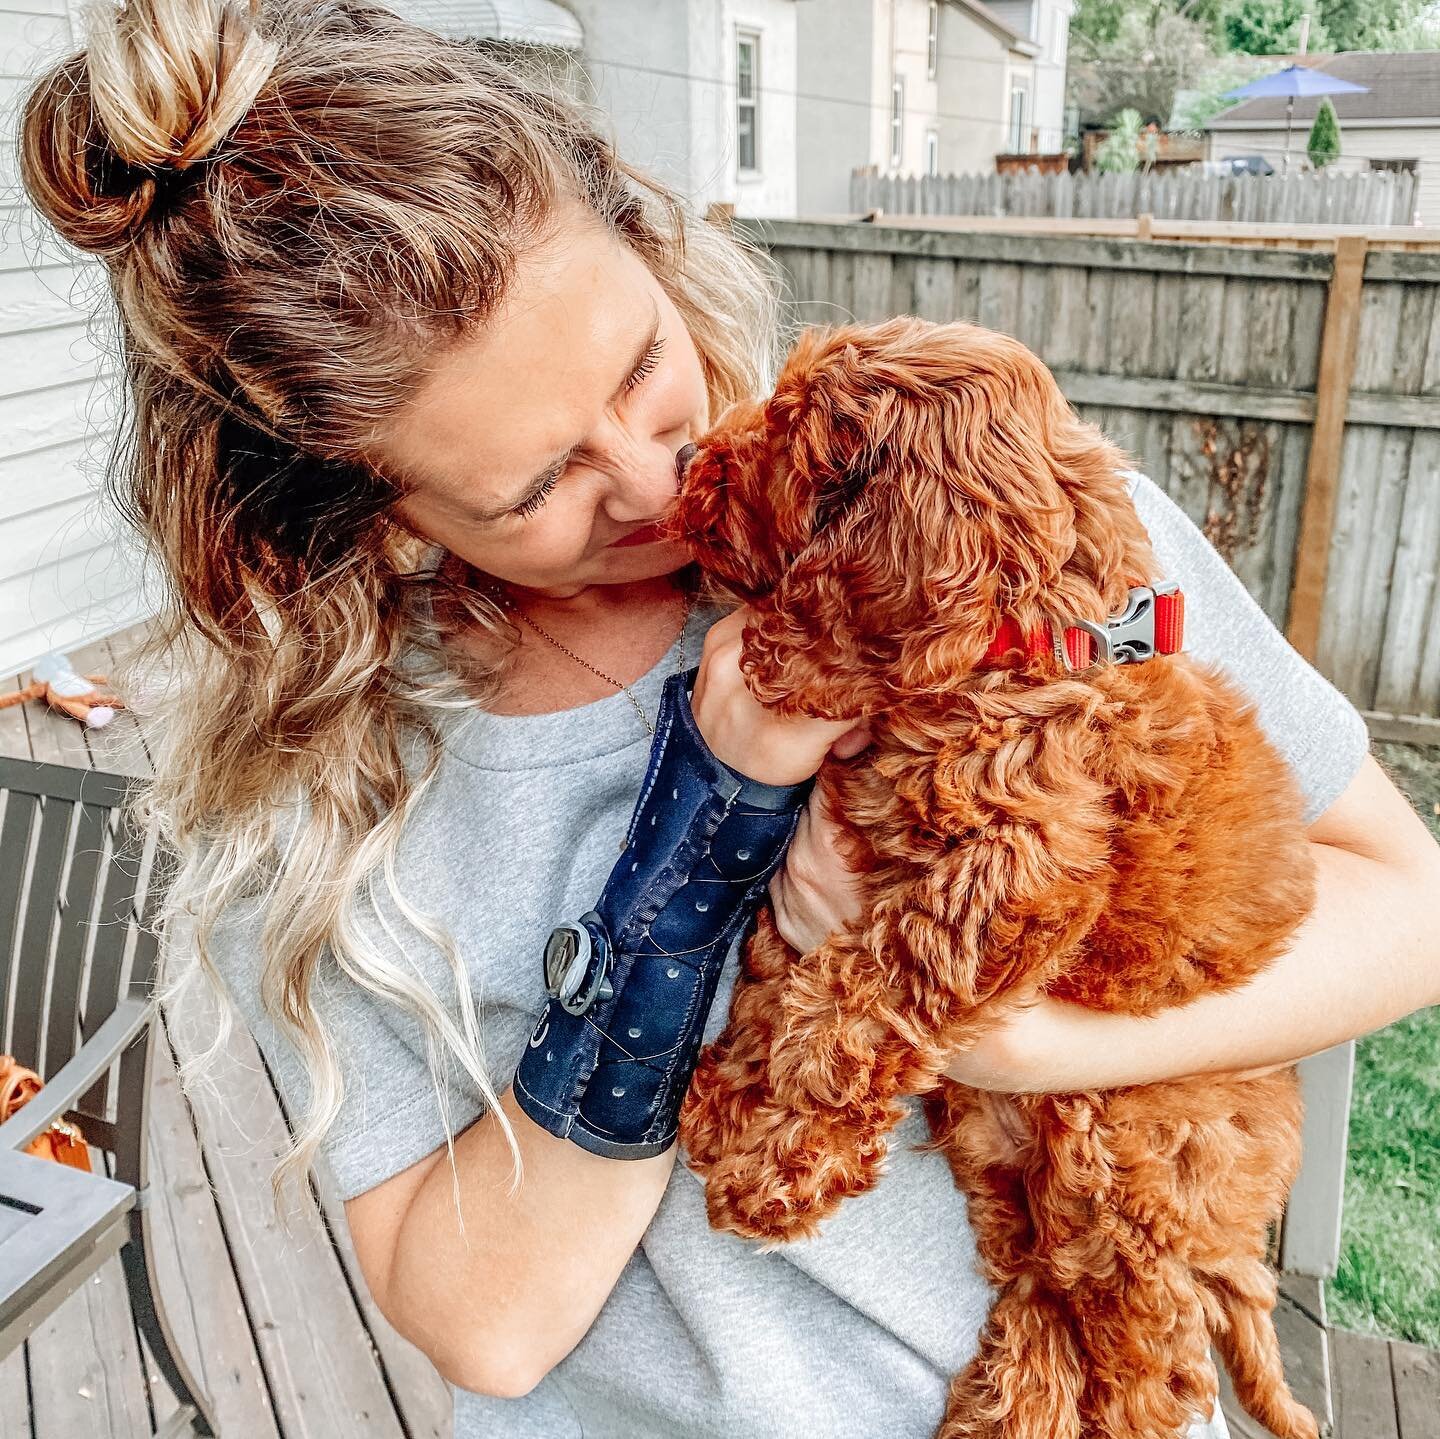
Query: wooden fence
850,167,1421,228
735,217,1440,742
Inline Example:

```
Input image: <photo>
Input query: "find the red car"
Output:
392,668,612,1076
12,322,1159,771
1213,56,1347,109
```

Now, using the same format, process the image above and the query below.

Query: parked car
1219,154,1277,176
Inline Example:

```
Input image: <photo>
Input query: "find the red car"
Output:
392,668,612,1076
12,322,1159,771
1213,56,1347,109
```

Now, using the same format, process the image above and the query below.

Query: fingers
690,610,868,786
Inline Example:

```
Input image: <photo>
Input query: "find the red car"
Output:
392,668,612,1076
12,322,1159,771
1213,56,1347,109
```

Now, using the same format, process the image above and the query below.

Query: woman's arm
349,611,864,1396
349,1089,674,1397
764,751,1440,1094
942,751,1440,1093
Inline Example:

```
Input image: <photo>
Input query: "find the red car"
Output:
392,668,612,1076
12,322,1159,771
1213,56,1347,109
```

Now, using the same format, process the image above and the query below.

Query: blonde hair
19,0,784,1221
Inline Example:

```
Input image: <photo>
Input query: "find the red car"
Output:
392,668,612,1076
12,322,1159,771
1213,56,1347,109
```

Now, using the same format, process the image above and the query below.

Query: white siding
0,1,152,682
1209,123,1440,225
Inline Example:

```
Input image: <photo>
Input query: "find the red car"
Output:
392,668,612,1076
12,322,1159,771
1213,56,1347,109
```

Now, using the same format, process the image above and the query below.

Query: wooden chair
0,754,217,1437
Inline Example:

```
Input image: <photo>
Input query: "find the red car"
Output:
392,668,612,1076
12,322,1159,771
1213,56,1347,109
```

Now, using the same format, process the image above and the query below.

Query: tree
1068,9,1218,129
1220,0,1332,55
1317,0,1440,51
1307,96,1341,166
1070,0,1440,58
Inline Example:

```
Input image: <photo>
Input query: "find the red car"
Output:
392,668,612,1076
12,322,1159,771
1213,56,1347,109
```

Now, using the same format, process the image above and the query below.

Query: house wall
799,1,1028,213
933,4,1020,173
1208,122,1440,224
0,0,150,681
570,0,797,216
795,0,874,214
987,0,1070,152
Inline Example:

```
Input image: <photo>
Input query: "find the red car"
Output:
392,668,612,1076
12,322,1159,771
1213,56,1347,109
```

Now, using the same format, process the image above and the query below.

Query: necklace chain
506,588,693,737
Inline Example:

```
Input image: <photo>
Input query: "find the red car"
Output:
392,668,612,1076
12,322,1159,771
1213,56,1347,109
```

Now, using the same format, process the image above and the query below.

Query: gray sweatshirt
212,474,1367,1439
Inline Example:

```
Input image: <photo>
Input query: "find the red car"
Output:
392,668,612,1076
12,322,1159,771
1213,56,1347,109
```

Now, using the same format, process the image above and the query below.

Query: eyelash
509,335,667,519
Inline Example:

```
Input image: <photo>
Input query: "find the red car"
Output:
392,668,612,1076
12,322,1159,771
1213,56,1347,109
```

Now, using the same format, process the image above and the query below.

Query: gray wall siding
0,0,150,680
797,0,875,215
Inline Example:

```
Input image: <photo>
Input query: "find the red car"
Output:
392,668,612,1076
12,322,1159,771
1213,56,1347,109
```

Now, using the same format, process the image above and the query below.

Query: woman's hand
942,1000,1297,1094
769,786,869,955
689,609,870,786
689,608,873,956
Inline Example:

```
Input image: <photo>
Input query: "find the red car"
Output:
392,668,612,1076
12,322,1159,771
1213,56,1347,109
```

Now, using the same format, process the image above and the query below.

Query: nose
675,443,697,483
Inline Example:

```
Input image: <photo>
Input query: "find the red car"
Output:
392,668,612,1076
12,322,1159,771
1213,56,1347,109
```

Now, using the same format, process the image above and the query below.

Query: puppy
675,317,1319,1439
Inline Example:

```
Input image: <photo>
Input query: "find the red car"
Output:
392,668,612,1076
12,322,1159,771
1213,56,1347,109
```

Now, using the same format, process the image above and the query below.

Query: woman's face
378,206,710,598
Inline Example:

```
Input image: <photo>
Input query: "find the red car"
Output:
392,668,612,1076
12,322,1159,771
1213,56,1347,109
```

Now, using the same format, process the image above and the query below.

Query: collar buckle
1067,582,1183,671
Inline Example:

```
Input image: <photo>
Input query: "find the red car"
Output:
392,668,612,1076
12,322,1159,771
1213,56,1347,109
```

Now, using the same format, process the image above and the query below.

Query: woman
20,1,1439,1436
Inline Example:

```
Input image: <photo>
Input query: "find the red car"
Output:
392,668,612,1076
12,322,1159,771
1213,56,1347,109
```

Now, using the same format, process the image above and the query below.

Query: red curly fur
672,317,1319,1439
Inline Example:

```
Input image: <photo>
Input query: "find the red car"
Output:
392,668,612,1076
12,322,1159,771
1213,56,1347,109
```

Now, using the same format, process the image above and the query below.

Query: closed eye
510,335,668,519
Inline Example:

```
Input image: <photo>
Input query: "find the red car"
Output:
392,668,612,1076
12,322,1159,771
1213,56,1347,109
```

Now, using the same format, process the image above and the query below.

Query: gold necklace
505,587,694,737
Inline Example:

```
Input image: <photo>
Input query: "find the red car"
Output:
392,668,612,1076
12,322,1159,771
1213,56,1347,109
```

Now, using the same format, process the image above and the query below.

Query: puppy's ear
766,325,910,496
734,509,893,720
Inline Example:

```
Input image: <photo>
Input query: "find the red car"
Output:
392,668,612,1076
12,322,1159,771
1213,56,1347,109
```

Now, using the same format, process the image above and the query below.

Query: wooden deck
3,622,1437,1439
2,627,449,1439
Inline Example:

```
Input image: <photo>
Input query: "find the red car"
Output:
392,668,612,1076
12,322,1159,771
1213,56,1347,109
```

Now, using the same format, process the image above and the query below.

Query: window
890,77,905,168
927,1,939,79
737,32,759,172
925,129,939,177
1008,82,1029,154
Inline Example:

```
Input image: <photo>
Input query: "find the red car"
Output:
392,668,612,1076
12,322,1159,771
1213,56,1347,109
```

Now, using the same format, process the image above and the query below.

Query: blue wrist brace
512,667,812,1158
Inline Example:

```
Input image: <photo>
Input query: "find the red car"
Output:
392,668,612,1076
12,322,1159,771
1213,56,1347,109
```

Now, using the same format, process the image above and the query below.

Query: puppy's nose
675,442,697,482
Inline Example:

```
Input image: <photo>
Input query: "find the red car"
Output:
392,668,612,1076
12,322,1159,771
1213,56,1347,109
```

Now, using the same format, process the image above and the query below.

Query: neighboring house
1207,50,1440,225
1,0,150,681
795,0,1048,217
984,0,1073,156
396,0,800,215
562,0,799,217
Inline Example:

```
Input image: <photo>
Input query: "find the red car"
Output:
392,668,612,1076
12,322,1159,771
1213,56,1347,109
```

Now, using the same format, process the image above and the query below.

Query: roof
385,0,583,50
1210,51,1440,129
952,0,1040,57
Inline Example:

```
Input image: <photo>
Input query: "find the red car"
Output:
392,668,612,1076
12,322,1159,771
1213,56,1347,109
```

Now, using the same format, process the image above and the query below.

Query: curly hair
18,0,785,1219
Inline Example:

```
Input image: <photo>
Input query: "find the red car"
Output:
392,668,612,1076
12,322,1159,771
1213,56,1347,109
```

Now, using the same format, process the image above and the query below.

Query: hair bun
19,0,278,253
85,0,278,169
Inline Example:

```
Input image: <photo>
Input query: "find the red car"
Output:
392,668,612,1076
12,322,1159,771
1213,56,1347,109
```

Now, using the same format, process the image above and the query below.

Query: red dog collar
984,583,1185,672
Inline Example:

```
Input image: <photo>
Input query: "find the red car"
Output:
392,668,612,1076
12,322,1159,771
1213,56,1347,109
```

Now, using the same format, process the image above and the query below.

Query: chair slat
41,801,109,1078
77,809,147,1119
0,791,37,1056
9,795,74,1073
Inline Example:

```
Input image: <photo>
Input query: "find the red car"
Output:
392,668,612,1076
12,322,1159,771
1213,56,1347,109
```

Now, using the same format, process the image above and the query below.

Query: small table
0,1145,135,1357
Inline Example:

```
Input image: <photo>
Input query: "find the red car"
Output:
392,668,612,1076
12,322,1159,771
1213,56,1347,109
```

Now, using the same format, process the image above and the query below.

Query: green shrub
1308,97,1342,168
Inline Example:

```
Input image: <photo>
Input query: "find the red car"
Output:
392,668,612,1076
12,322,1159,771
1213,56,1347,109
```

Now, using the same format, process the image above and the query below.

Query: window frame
736,29,761,176
926,1,939,79
1008,81,1029,154
925,129,939,177
890,76,905,168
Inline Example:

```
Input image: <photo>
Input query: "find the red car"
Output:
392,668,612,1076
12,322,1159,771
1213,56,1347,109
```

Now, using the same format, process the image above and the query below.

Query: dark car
1221,154,1277,176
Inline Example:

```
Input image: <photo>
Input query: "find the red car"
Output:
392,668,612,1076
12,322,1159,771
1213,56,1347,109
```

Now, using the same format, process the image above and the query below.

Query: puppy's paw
679,1040,772,1175
699,1102,891,1244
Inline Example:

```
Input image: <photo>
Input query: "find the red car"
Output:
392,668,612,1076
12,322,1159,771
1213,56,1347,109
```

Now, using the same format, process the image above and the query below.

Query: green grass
1323,741,1440,1346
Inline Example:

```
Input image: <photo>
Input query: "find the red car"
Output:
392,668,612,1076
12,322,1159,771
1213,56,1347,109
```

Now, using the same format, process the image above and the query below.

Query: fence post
1285,235,1369,659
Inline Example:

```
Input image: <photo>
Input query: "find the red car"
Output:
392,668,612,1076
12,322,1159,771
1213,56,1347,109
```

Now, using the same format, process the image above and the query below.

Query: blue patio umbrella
1220,64,1370,168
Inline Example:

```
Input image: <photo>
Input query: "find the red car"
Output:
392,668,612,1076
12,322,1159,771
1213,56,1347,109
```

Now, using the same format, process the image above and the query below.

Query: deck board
1391,1340,1440,1439
4,619,1437,1439
142,1020,281,1438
